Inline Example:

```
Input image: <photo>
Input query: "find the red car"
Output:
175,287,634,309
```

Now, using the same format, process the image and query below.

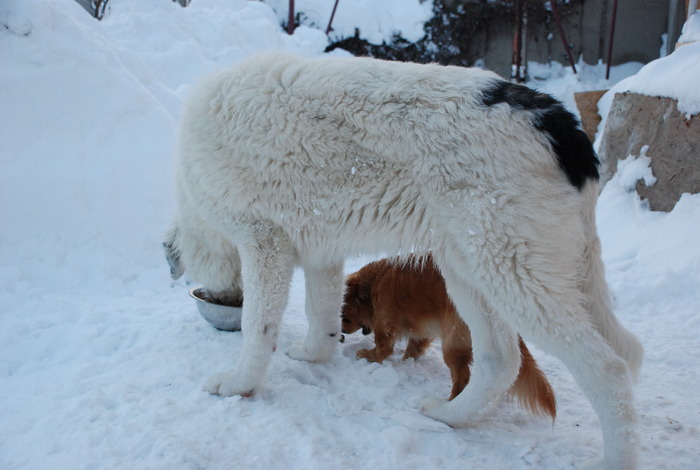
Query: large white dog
166,52,643,469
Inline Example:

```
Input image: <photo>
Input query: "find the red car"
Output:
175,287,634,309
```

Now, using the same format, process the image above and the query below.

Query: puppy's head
341,273,374,336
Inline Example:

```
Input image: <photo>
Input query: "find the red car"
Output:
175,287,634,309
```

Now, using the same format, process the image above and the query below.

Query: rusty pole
605,0,619,79
550,0,577,74
512,0,524,81
326,0,341,34
287,0,295,35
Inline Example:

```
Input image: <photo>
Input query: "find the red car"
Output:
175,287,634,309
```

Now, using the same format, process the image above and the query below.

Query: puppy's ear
347,273,371,305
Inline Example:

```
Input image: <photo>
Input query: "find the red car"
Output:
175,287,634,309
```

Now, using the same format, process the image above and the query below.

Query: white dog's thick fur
167,52,643,469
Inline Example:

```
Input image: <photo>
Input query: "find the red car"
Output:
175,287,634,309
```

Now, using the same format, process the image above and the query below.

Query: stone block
598,92,700,211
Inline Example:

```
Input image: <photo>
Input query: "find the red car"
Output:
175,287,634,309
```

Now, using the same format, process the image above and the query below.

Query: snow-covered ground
1,0,699,468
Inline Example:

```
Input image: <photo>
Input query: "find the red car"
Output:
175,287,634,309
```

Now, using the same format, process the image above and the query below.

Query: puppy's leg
421,264,521,425
204,226,294,397
403,338,432,360
357,328,397,363
288,261,344,363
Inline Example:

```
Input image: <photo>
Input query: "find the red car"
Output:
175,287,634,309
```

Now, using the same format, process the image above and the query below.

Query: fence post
326,0,341,34
287,0,295,35
605,0,618,79
550,0,577,74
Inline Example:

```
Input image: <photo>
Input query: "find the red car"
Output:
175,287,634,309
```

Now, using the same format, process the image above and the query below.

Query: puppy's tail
508,337,557,420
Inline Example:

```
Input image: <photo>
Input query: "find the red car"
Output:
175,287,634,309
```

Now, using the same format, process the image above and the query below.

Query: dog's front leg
204,227,295,397
357,329,396,363
403,338,432,360
288,261,345,363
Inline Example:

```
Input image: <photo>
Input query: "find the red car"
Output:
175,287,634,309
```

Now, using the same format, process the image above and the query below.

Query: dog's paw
356,348,377,362
287,342,313,361
356,348,371,360
577,457,604,470
204,371,254,397
287,342,333,362
419,397,461,427
287,340,334,363
356,348,386,363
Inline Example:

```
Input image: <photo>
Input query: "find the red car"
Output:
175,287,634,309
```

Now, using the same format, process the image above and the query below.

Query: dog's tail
508,337,557,420
580,181,644,380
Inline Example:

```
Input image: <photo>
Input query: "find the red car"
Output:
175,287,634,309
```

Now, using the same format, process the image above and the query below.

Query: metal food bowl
189,287,242,331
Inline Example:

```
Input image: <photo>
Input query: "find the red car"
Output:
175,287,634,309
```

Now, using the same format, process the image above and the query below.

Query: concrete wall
460,0,673,76
329,0,683,78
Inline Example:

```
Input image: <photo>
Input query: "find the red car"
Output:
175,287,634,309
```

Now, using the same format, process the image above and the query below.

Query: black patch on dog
481,80,599,190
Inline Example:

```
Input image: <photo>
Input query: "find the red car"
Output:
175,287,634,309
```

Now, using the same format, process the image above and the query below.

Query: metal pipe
512,0,523,81
550,0,577,74
287,0,295,35
326,0,341,35
521,7,529,80
605,0,619,79
668,0,681,56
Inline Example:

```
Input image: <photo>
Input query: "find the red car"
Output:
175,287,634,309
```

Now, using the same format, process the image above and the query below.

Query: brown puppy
342,254,556,419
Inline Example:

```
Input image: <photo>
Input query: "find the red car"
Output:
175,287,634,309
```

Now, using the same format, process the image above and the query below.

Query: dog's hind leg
204,225,295,397
287,261,345,363
421,263,521,424
472,245,637,469
425,259,638,468
528,317,638,469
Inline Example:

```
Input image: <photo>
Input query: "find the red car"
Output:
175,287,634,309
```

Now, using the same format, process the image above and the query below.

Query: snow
1,1,699,469
526,58,644,120
596,13,700,124
263,0,434,44
678,9,700,44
